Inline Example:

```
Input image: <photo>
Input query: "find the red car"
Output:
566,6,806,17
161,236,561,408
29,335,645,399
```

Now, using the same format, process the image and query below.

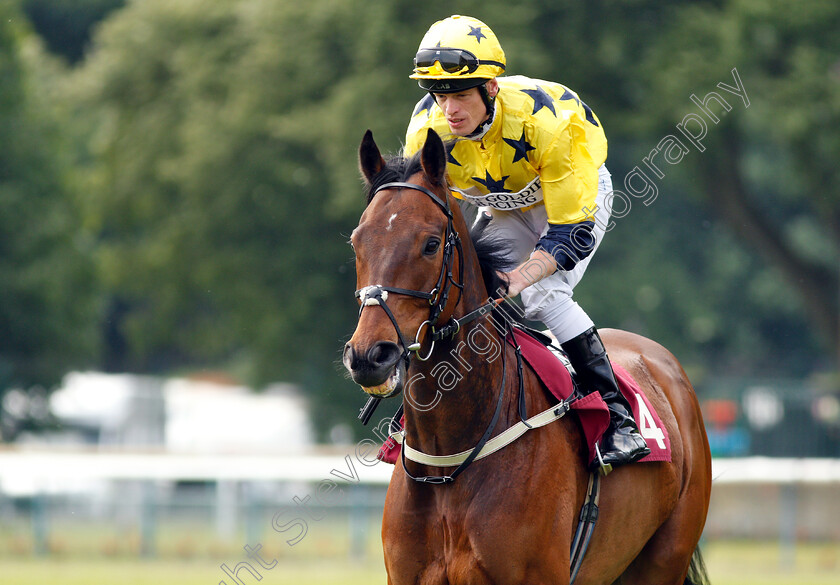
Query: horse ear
420,128,447,186
359,130,386,185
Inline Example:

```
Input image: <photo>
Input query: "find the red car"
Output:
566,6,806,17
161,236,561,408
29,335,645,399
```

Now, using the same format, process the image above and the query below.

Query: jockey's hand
500,250,558,298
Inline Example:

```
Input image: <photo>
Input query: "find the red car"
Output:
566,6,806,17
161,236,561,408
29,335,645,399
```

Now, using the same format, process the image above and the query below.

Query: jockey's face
433,80,498,136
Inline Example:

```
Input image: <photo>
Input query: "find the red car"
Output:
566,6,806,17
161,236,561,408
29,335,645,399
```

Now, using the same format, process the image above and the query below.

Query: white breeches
483,165,613,344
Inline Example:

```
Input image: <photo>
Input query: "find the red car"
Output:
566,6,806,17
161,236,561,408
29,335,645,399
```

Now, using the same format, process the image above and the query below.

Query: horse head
343,129,472,398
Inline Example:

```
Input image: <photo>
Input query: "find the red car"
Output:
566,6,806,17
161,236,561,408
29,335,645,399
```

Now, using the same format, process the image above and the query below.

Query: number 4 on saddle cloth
377,327,672,466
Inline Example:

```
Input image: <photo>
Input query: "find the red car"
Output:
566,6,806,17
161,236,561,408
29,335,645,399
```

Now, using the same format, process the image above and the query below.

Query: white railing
1,448,837,557
1,448,839,491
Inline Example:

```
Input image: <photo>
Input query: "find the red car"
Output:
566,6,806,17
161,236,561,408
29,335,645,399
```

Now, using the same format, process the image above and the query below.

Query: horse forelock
365,151,424,205
365,139,464,204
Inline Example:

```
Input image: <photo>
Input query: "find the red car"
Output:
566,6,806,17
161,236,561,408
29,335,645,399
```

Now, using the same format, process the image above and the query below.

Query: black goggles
414,47,505,75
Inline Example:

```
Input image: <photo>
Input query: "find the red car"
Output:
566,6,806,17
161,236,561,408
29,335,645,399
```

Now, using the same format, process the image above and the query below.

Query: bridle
354,178,522,484
354,180,471,365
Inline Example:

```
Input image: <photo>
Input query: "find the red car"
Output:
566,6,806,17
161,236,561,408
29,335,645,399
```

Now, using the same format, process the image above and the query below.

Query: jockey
404,15,650,471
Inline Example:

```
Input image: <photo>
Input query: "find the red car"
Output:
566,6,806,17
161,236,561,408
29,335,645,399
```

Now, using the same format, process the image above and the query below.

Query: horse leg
618,440,711,585
618,495,707,584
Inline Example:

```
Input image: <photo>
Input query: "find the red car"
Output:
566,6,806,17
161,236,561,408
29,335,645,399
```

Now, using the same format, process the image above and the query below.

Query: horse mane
470,220,514,300
365,149,515,304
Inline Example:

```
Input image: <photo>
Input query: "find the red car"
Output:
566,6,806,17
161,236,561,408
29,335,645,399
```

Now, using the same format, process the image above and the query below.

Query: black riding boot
561,326,650,472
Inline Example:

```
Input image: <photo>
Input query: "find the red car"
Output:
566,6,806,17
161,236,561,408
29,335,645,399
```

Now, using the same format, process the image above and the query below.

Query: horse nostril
368,341,401,368
343,342,354,369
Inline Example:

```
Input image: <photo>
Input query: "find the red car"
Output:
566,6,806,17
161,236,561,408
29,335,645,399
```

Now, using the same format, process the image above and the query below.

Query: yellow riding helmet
410,15,506,94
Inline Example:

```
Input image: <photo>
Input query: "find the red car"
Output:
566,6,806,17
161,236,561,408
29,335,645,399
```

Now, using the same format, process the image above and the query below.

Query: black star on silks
446,148,461,167
412,94,435,117
582,102,600,127
503,130,536,163
557,87,600,127
467,26,486,43
559,88,580,106
521,86,556,116
472,170,510,192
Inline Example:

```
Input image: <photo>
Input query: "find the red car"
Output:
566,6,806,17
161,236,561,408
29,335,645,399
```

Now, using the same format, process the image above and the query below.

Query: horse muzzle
343,341,406,398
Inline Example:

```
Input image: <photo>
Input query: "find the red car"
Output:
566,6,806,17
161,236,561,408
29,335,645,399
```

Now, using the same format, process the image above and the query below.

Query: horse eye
423,237,441,256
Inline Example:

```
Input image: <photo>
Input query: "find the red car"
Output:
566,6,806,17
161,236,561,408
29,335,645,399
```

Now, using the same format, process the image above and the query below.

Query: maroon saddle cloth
377,328,671,465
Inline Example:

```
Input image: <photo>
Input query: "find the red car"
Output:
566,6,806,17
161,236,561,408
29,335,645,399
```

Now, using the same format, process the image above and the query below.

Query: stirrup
593,443,613,477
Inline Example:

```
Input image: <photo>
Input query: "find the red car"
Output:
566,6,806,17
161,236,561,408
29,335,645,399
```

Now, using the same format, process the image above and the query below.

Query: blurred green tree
0,4,98,440
633,0,840,370
66,0,434,433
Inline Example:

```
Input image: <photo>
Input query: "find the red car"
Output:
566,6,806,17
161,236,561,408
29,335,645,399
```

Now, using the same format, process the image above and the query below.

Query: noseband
355,181,465,365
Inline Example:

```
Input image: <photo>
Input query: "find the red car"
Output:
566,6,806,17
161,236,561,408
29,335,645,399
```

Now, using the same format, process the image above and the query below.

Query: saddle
377,326,671,465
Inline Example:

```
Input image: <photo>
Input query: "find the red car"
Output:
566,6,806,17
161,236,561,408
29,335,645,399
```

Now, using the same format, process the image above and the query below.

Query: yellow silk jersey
405,75,608,225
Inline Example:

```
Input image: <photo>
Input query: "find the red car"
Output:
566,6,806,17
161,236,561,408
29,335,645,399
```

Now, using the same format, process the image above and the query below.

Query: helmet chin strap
478,83,495,115
465,95,497,141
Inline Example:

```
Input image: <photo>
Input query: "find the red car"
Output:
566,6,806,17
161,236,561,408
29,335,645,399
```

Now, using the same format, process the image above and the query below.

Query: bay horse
343,128,711,585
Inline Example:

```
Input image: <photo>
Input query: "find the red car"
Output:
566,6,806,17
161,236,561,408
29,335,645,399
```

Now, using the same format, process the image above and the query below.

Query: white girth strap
391,402,570,467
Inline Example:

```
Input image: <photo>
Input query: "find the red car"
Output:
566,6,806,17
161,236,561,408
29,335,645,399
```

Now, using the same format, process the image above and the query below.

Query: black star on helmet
503,130,536,163
472,170,510,192
467,26,487,43
521,86,556,116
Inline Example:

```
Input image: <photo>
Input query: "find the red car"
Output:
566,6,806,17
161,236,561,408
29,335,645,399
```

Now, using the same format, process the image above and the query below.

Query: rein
398,329,512,485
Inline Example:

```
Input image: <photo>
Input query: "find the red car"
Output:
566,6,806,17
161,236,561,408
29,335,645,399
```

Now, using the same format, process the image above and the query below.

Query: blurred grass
703,539,839,585
0,558,385,585
1,540,838,585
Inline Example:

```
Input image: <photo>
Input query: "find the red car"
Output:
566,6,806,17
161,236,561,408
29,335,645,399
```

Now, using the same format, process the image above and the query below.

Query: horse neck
402,220,515,455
